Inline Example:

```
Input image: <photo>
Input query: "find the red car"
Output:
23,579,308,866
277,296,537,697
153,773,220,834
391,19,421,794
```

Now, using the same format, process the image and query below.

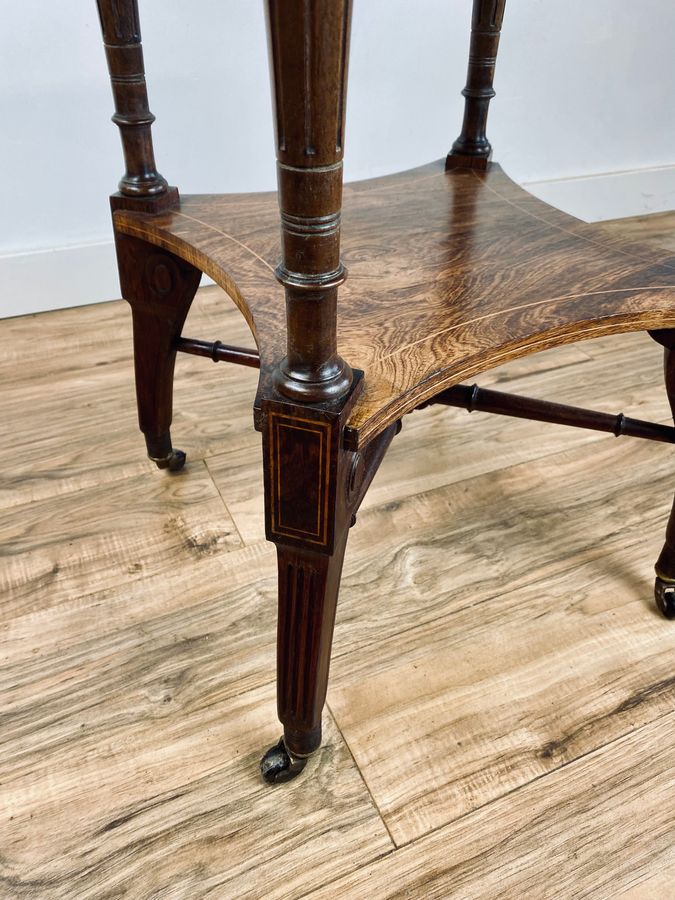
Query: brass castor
260,737,308,784
152,449,186,472
655,577,675,619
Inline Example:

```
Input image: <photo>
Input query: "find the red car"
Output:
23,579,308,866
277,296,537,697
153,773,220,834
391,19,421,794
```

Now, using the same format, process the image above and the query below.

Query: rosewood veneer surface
114,160,675,450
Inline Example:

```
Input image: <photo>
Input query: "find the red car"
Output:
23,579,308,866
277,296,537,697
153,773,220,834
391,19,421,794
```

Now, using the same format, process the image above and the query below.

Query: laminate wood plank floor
2,210,675,898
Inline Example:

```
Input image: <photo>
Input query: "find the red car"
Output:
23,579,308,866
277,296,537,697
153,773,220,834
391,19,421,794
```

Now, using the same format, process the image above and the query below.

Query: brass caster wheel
152,449,186,472
655,577,675,620
260,736,308,784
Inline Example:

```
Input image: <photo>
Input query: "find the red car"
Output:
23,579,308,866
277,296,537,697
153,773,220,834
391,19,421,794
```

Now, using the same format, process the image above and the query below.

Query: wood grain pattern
306,709,675,900
5,211,675,894
601,209,675,255
322,438,675,844
113,161,675,449
207,331,668,545
0,288,259,510
0,321,673,896
618,859,675,899
0,461,241,619
2,680,390,899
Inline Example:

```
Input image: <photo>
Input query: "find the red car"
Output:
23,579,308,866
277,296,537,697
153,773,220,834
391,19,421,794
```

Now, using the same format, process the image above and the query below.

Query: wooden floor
3,211,675,898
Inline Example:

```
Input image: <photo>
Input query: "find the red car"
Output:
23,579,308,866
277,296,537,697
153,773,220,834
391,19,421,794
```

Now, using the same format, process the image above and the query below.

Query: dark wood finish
96,0,178,212
113,162,675,451
115,232,201,468
650,329,675,616
264,0,353,403
97,0,187,466
260,375,398,778
273,539,349,758
425,382,675,444
176,337,260,368
447,0,506,170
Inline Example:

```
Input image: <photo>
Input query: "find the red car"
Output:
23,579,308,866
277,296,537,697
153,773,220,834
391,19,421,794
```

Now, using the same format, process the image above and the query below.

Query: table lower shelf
114,160,675,449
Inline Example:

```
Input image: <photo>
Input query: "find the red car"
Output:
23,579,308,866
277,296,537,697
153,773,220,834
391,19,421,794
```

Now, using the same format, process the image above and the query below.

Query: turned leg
447,0,507,170
115,233,201,470
651,331,675,617
96,0,178,212
265,0,354,403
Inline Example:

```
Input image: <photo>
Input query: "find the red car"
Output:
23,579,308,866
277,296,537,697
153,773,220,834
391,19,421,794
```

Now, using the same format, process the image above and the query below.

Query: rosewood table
95,0,675,783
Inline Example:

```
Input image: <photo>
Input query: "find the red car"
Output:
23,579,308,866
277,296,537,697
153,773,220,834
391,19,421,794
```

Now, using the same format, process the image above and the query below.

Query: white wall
2,0,675,318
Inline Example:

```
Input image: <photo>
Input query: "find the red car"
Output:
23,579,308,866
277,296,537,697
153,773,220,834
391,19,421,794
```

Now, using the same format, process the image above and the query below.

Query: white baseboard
523,164,675,224
0,241,214,320
0,241,121,320
2,164,675,320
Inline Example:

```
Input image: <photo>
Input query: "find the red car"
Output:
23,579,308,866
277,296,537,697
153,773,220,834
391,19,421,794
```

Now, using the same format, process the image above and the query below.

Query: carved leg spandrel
115,233,201,471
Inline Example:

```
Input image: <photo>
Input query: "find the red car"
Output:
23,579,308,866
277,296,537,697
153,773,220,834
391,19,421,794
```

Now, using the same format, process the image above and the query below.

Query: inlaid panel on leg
259,377,397,780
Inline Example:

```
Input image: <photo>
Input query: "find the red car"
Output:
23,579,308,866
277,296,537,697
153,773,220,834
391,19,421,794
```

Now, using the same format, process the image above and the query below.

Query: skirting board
2,164,675,320
0,241,214,320
523,163,675,225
